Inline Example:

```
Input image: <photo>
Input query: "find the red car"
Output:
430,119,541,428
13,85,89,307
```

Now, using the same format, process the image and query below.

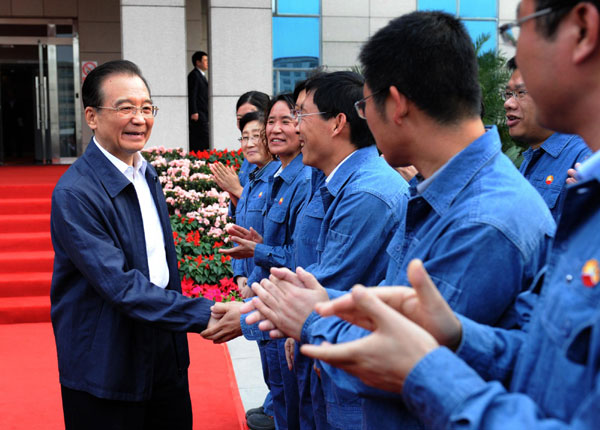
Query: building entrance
0,19,81,165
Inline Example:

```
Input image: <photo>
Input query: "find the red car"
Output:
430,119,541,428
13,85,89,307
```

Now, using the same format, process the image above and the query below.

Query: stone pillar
121,0,189,150
321,0,416,71
208,0,272,151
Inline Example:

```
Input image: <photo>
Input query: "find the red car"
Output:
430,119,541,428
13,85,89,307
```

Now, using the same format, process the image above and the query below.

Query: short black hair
265,93,295,120
292,68,326,102
239,111,264,134
82,60,150,109
533,1,599,37
304,71,375,149
359,11,481,125
236,91,270,114
192,51,207,66
507,56,517,71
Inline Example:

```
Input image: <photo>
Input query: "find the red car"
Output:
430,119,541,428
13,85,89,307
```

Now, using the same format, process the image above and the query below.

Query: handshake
199,261,462,394
199,266,330,344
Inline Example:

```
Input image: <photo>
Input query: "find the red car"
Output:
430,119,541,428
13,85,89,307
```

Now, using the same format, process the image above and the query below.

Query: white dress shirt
94,138,170,288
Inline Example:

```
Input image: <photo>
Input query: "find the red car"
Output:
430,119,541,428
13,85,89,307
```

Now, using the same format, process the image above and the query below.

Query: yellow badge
582,259,600,288
279,197,284,205
258,192,263,198
545,175,554,185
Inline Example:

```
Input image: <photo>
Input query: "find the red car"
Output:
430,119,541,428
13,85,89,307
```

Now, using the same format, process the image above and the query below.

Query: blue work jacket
241,152,311,340
228,158,255,219
303,127,556,429
232,160,281,279
239,157,254,187
50,140,213,401
519,132,590,221
403,150,600,429
247,152,312,286
295,145,409,290
293,146,409,429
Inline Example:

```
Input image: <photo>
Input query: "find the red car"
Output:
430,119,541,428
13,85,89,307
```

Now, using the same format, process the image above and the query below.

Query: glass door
0,20,81,164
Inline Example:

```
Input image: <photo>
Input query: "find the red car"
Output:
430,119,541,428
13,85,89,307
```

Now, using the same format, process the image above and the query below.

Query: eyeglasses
354,89,383,120
238,134,262,144
499,7,554,47
95,105,159,118
502,89,529,101
294,111,329,125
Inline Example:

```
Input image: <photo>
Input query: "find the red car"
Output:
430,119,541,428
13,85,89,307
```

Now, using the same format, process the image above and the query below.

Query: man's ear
571,3,600,64
85,106,98,131
331,113,347,137
388,86,409,126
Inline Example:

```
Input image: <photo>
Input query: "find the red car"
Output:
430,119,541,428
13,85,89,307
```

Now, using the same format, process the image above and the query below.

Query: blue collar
523,132,575,159
325,145,379,197
277,152,306,184
417,127,501,216
82,138,139,198
249,160,280,183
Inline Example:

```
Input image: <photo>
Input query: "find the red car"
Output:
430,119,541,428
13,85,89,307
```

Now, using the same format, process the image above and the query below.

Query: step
0,251,54,273
0,296,51,324
0,184,56,199
0,198,52,215
0,232,53,252
0,272,52,297
0,214,51,234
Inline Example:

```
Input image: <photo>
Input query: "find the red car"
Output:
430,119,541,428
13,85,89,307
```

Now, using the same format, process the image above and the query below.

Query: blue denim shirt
248,152,312,285
241,152,312,340
232,160,281,279
520,133,591,222
403,150,600,429
293,146,409,429
295,146,409,289
303,127,556,429
239,158,254,187
228,158,256,219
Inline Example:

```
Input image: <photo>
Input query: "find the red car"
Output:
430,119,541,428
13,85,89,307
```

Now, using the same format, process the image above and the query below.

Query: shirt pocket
540,263,600,349
530,177,562,210
317,228,351,266
264,203,288,244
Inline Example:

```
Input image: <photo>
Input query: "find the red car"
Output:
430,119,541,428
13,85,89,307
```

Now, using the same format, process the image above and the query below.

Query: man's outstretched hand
300,259,462,393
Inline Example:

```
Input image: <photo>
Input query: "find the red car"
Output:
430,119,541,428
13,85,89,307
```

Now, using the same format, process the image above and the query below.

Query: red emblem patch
545,175,554,185
582,259,600,288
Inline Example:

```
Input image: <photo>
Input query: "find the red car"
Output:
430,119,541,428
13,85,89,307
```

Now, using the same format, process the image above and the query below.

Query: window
418,0,498,52
272,0,320,94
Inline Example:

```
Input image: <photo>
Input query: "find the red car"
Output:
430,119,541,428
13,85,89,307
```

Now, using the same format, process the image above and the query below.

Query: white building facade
0,0,519,163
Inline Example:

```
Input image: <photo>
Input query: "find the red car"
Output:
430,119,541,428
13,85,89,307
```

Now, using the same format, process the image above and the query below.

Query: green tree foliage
475,34,523,166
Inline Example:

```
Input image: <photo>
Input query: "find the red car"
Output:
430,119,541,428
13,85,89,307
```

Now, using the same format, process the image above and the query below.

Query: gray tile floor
226,336,269,411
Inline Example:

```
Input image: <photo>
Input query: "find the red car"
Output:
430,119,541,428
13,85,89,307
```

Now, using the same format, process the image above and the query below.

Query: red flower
208,254,214,261
221,255,231,263
212,241,224,249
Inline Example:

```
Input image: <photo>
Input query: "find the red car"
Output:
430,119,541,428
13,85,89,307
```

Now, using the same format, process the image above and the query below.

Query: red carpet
0,166,247,429
0,323,246,429
0,166,66,324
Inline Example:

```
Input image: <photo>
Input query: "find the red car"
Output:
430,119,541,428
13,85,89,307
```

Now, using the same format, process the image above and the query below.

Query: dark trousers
189,119,209,152
61,333,192,430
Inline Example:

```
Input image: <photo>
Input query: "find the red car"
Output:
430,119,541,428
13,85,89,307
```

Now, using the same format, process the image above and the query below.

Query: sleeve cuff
253,244,271,267
240,298,271,341
300,311,321,345
403,347,487,429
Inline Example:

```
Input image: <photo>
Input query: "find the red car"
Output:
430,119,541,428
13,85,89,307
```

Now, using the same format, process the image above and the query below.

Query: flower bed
142,147,244,301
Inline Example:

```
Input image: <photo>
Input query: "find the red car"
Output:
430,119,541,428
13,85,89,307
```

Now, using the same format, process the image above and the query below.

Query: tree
476,34,524,166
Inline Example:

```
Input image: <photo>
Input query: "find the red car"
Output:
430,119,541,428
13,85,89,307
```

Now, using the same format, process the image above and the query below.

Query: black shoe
247,412,275,430
245,406,264,418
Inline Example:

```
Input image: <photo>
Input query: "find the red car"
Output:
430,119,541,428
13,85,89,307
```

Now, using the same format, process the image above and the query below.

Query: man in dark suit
50,60,217,430
188,51,209,151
